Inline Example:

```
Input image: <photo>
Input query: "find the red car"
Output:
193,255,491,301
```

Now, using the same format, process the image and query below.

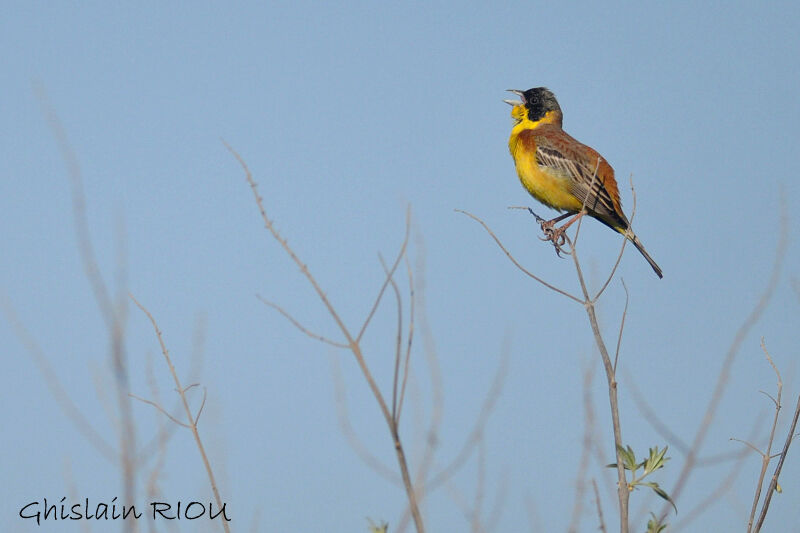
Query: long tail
629,233,663,278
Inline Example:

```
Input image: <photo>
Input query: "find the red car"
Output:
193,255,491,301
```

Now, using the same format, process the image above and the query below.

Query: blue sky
2,2,799,532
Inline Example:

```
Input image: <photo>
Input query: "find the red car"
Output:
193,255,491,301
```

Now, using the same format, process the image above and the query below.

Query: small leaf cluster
646,512,667,533
608,445,677,514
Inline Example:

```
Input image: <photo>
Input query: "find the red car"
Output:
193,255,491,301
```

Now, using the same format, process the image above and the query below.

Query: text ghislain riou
19,497,231,525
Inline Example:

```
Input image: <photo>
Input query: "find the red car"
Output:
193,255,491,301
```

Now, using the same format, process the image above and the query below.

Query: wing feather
531,126,628,230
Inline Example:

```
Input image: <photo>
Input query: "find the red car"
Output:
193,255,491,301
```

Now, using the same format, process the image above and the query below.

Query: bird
505,87,663,278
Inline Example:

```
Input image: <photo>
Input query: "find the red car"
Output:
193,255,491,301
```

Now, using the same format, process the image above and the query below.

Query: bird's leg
536,212,574,256
525,209,586,257
550,211,585,245
544,212,589,257
539,212,573,241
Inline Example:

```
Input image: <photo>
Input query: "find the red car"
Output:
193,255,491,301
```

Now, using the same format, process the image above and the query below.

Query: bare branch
1,294,117,461
358,208,411,343
661,202,788,519
130,294,230,533
378,254,406,423
731,437,764,456
626,373,689,454
456,209,582,303
592,479,608,533
226,143,425,531
594,175,638,301
330,355,399,483
565,233,630,529
396,251,416,426
33,83,118,329
754,392,800,531
426,341,509,491
613,279,629,372
750,341,792,532
194,387,208,425
568,364,596,533
671,443,751,530
257,295,348,348
129,393,191,428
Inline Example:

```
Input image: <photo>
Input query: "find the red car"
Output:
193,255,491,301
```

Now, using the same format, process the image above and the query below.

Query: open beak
503,89,524,106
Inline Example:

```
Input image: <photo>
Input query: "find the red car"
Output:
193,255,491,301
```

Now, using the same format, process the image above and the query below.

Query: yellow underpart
508,108,583,212
512,150,583,212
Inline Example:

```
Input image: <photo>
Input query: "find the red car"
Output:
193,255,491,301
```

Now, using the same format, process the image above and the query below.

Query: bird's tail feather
629,233,663,279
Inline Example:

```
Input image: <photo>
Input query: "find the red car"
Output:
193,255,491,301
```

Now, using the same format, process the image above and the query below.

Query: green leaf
647,482,678,514
646,513,667,533
615,444,637,470
642,446,669,476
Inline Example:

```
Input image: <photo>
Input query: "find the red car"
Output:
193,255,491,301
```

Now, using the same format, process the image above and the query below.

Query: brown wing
526,125,629,231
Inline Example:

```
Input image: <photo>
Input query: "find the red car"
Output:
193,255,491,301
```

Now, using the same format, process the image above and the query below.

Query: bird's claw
525,207,572,257
539,220,571,257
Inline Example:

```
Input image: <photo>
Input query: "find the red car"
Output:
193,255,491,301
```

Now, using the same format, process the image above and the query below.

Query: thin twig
626,374,688,454
456,209,582,303
567,234,630,532
400,233,444,533
570,156,601,250
194,387,208,425
357,222,411,343
130,295,231,533
613,279,629,372
460,200,631,531
593,479,608,533
35,87,137,530
632,409,764,529
396,252,416,426
257,295,349,348
751,341,794,532
378,254,405,423
331,355,399,482
568,364,596,533
754,392,800,531
0,294,116,461
426,341,509,491
226,142,425,532
745,340,783,532
129,394,191,428
661,203,788,518
594,175,638,301
670,443,751,530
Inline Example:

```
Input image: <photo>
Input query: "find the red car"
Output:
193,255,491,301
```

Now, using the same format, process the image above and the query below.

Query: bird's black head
505,87,563,125
520,87,561,122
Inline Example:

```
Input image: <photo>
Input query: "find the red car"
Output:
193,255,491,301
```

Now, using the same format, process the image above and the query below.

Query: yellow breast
508,133,583,213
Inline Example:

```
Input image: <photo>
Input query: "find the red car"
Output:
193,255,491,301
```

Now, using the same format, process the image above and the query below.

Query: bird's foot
526,208,573,257
537,218,571,257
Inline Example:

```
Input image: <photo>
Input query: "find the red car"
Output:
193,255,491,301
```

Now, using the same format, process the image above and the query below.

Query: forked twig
256,295,349,348
225,142,425,532
593,175,639,301
35,85,136,523
751,341,800,532
460,175,640,530
754,393,800,531
660,201,788,519
129,295,230,533
331,356,399,483
129,393,191,428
